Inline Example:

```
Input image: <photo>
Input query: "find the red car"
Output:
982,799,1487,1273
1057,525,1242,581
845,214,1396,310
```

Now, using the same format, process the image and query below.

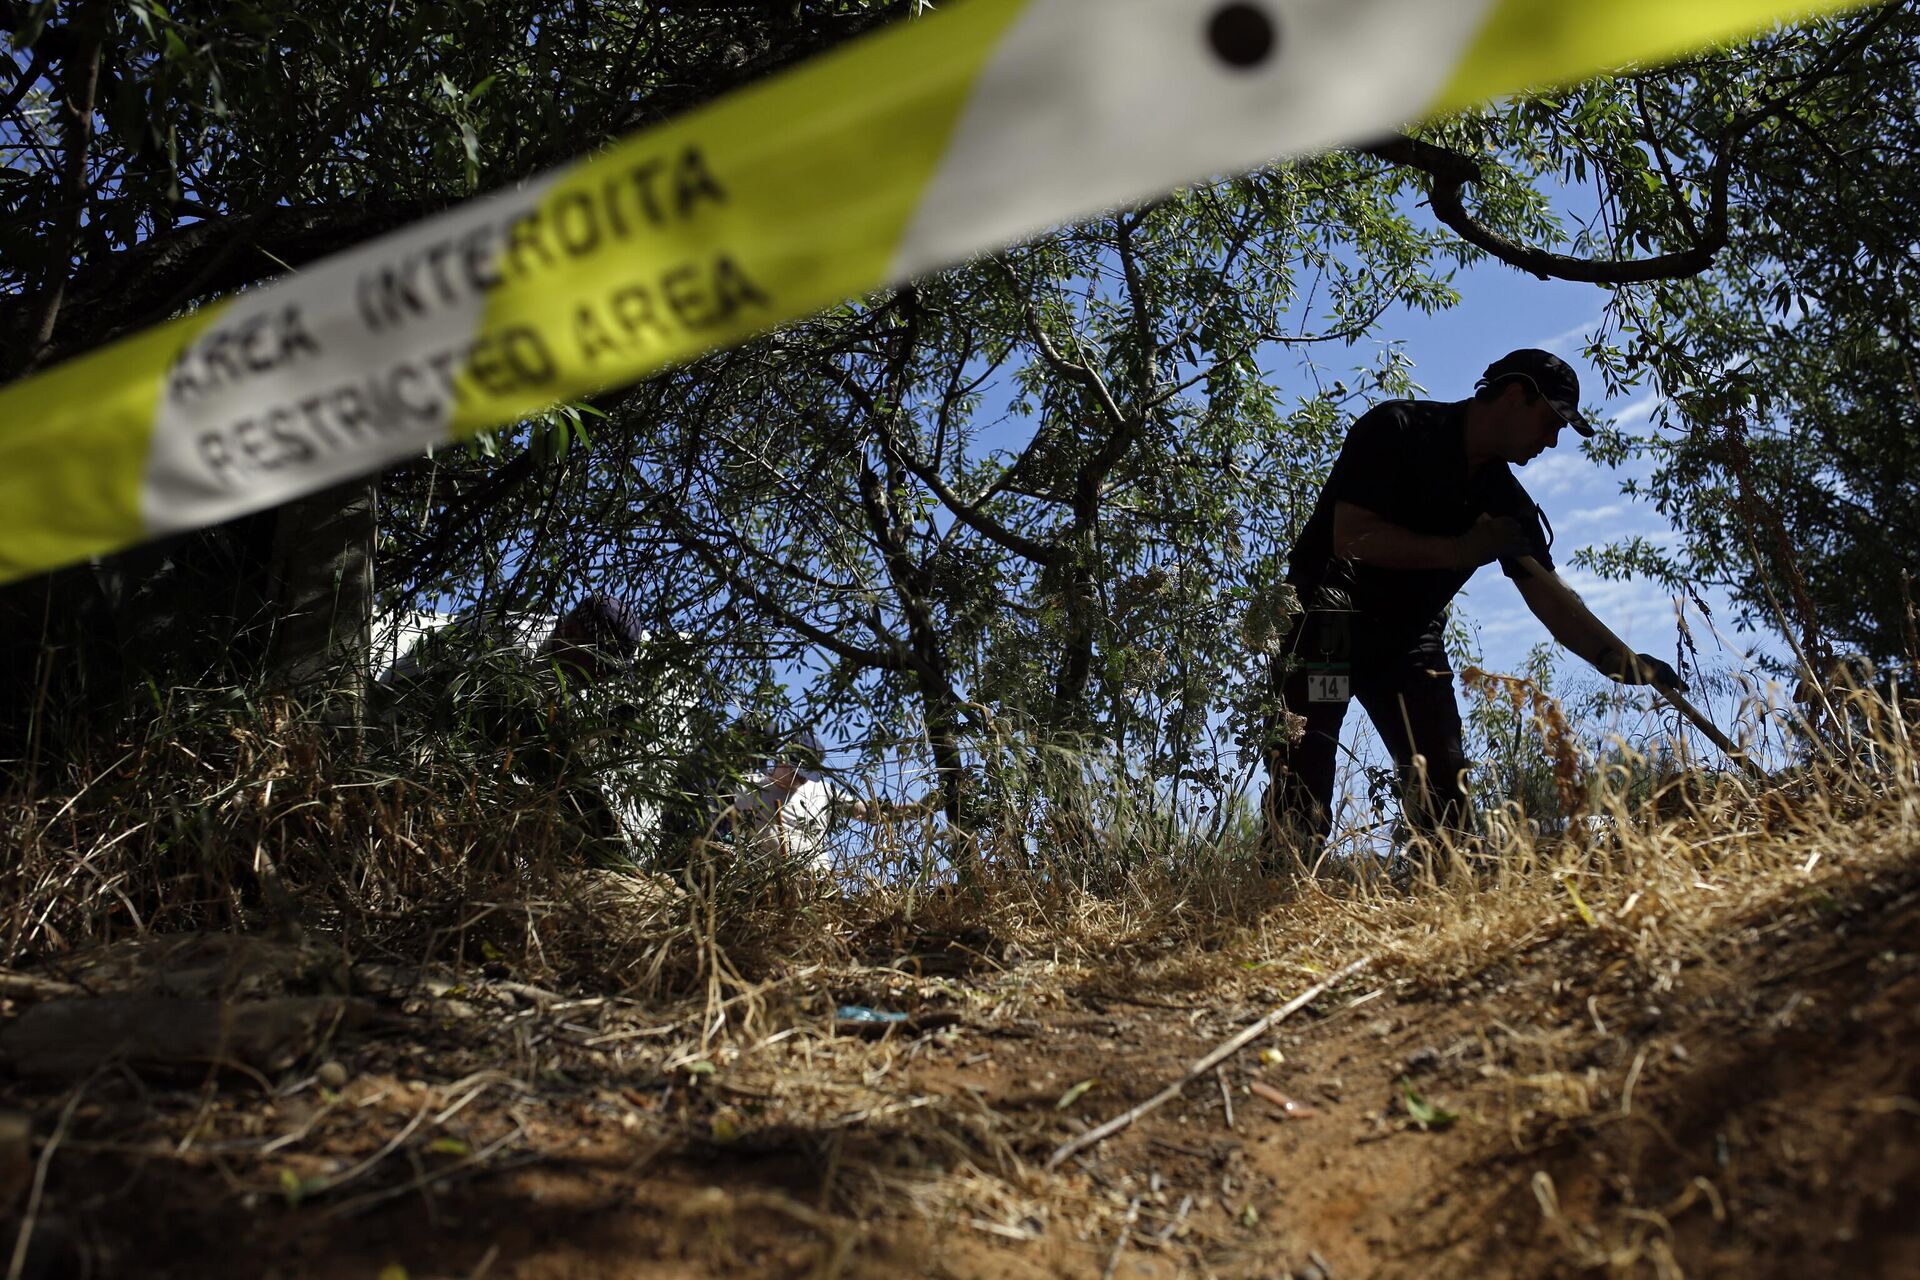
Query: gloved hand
1456,516,1530,568
1597,648,1686,692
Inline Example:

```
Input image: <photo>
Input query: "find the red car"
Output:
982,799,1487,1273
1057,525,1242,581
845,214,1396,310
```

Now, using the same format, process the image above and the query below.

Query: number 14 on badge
1307,671,1350,703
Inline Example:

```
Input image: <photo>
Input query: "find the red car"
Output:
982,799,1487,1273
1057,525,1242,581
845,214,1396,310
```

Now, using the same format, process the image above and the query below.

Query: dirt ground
2,853,1917,1280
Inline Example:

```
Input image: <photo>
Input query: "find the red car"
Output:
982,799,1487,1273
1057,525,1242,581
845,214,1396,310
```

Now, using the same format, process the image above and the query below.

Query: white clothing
726,772,860,873
373,608,556,686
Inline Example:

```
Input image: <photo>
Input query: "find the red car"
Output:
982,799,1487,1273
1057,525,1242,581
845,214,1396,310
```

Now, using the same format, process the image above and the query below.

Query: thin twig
1216,1066,1234,1129
1100,1197,1142,1280
581,1021,681,1047
1153,1194,1194,1244
1045,956,1372,1170
8,1077,90,1280
321,1125,526,1220
317,1101,433,1194
467,1244,501,1280
258,1098,341,1157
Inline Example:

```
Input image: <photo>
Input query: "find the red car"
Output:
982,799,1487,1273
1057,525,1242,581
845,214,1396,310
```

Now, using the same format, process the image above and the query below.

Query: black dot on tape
1207,2,1277,69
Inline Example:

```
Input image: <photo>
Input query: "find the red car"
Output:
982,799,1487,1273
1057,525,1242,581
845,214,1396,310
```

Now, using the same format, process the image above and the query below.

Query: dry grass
7,675,1916,1003
3,677,1916,1275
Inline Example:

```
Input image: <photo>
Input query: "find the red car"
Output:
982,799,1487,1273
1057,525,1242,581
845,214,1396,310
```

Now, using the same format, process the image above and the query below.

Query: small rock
315,1061,349,1090
1405,1046,1441,1075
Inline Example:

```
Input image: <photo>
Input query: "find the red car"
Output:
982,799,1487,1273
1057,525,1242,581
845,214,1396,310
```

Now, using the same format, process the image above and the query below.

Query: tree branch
25,6,103,370
1362,3,1911,289
831,365,1059,566
0,43,52,122
1359,134,1727,284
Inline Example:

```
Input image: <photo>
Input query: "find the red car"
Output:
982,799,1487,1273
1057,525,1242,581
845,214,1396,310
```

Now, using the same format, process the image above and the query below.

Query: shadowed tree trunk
265,479,377,722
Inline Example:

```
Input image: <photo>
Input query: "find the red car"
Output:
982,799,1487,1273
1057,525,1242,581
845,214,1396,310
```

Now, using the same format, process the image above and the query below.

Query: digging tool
1514,554,1765,781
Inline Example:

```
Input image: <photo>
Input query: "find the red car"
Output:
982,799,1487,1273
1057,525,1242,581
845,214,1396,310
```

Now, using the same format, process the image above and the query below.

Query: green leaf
1559,874,1597,928
460,122,481,189
277,1168,329,1206
1054,1079,1097,1110
1397,1078,1458,1132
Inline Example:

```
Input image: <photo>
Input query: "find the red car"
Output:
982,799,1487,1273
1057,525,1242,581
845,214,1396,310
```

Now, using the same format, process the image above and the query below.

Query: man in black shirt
1263,349,1682,864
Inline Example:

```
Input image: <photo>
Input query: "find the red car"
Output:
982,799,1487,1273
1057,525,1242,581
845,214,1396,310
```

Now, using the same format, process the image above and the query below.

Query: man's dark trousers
1261,612,1471,860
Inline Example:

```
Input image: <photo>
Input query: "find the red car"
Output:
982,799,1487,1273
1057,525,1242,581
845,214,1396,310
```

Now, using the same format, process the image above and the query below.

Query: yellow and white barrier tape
0,0,1873,582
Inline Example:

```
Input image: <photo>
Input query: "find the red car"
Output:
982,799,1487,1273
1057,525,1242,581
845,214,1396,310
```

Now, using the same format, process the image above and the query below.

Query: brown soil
3,860,1917,1280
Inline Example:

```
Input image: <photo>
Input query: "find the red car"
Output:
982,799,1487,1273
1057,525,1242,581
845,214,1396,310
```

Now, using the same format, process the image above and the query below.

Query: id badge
1304,609,1353,703
1307,670,1351,702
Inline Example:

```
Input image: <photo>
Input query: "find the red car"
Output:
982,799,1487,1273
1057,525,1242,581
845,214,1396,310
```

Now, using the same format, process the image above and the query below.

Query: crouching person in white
725,730,870,877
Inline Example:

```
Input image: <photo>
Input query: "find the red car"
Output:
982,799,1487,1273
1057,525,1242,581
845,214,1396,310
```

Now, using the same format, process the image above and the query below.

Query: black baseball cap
551,593,645,670
1479,349,1593,437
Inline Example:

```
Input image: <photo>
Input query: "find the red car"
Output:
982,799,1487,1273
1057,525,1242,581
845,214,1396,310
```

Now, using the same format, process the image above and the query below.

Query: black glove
1597,648,1686,692
1457,516,1531,568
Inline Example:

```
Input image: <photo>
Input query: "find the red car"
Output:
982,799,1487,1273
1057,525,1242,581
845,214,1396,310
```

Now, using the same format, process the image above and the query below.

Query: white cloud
1562,501,1627,528
1516,449,1589,497
1470,603,1543,642
1531,311,1606,354
1609,390,1663,429
1456,563,1684,671
1556,566,1677,627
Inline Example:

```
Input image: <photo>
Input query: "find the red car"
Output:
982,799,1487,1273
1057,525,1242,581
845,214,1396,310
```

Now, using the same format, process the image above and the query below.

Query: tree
0,0,921,746
1369,1,1920,674
6,0,1910,849
402,159,1463,857
1578,2,1920,673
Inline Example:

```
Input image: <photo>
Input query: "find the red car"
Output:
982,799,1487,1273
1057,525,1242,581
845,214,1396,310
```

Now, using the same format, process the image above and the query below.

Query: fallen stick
0,971,83,1002
1044,956,1371,1171
1099,1196,1142,1280
1247,1080,1316,1117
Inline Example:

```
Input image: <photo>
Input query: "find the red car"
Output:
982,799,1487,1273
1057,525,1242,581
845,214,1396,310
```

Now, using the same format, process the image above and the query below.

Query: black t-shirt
1286,399,1553,663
